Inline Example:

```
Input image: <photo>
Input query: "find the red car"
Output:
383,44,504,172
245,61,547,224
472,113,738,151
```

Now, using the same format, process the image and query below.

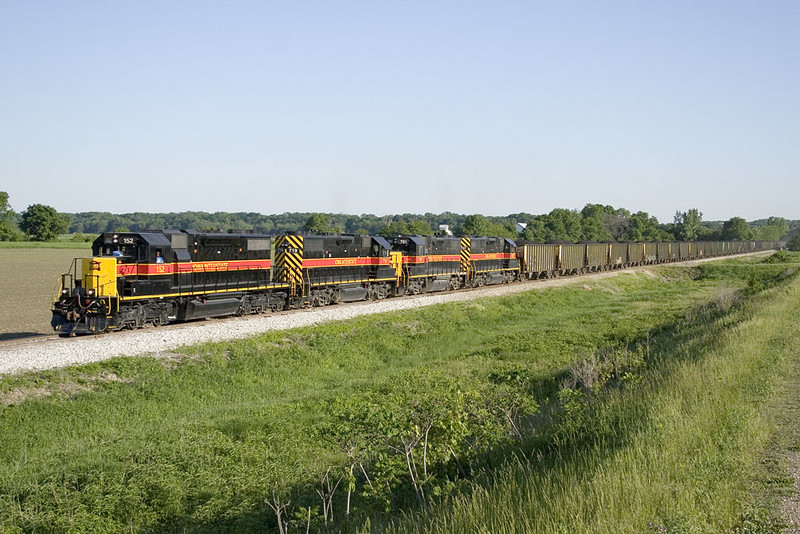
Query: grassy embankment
0,253,798,532
387,253,800,534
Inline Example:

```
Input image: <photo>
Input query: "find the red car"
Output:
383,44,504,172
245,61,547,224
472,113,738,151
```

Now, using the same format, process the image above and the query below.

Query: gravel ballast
0,254,767,376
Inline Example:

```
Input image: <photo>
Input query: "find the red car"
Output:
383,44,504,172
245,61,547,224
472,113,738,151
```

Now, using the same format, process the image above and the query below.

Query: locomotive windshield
96,243,139,258
92,235,147,262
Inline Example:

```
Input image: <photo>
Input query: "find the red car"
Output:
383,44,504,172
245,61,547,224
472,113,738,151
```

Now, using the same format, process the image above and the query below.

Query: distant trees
518,206,667,243
788,233,800,252
624,211,672,242
0,192,11,221
19,204,69,241
542,208,584,242
702,216,789,241
720,217,753,240
25,205,792,244
673,209,705,241
459,214,490,236
378,220,433,237
579,204,615,242
0,191,23,241
455,214,516,238
305,213,333,233
752,216,789,240
489,222,517,239
592,205,631,241
520,209,583,242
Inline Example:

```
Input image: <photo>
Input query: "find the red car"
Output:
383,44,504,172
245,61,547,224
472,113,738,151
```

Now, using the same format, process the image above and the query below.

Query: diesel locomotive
50,229,781,335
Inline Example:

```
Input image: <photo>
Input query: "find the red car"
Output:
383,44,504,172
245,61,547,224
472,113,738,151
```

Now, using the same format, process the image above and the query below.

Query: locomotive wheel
310,289,332,307
371,283,390,300
406,281,423,295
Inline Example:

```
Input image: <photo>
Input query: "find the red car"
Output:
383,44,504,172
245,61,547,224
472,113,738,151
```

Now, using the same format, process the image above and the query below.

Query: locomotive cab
94,232,180,264
92,232,176,298
94,233,147,262
51,232,179,335
50,232,140,335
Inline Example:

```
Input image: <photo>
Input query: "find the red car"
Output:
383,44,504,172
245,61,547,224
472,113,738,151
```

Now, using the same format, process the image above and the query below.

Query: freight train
50,230,783,335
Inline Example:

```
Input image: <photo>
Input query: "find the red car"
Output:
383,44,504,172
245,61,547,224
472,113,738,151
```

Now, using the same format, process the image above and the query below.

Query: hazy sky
1,1,798,222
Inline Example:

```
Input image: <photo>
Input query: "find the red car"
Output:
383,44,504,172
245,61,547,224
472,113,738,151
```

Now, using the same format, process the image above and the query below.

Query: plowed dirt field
0,249,90,339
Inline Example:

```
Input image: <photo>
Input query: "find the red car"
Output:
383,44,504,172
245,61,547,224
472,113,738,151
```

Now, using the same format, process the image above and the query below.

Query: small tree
623,211,670,242
0,191,22,241
0,191,12,221
542,208,584,242
379,220,411,237
581,216,614,242
19,204,69,241
0,224,23,241
673,209,704,241
304,213,332,233
407,220,433,235
459,214,489,236
787,233,800,252
520,219,547,242
721,217,753,240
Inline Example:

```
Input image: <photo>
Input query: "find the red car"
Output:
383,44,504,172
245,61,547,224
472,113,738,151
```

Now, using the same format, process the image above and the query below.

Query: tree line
1,191,797,245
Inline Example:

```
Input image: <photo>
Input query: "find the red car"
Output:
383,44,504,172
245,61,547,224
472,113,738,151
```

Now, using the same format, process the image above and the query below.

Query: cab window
95,243,146,262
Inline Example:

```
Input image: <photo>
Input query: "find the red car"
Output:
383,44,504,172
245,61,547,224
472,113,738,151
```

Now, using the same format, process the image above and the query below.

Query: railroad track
0,334,60,349
2,278,531,348
1,250,772,347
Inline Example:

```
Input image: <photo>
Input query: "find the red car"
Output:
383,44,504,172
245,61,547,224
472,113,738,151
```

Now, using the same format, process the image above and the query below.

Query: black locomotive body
467,236,520,285
391,235,460,293
52,230,286,334
390,235,520,294
274,233,398,306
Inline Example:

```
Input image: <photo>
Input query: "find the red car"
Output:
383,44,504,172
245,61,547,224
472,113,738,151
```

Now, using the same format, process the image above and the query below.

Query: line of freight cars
50,230,783,335
518,240,784,278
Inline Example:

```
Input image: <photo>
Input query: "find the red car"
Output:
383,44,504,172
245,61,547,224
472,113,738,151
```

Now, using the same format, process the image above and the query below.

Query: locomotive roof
373,236,391,249
96,231,171,247
138,232,172,246
394,235,426,247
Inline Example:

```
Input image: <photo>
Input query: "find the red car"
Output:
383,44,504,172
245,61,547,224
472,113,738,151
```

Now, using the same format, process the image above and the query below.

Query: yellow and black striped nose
460,237,471,273
275,234,304,286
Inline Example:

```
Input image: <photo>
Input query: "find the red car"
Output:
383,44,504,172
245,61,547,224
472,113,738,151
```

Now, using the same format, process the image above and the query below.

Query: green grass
0,240,91,249
0,233,93,249
0,255,798,532
382,256,800,534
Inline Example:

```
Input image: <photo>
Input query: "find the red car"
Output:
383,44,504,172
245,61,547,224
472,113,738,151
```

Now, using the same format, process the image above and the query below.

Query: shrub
787,233,800,252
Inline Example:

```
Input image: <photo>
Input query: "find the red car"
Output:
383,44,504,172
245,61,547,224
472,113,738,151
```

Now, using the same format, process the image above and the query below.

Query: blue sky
1,1,798,222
